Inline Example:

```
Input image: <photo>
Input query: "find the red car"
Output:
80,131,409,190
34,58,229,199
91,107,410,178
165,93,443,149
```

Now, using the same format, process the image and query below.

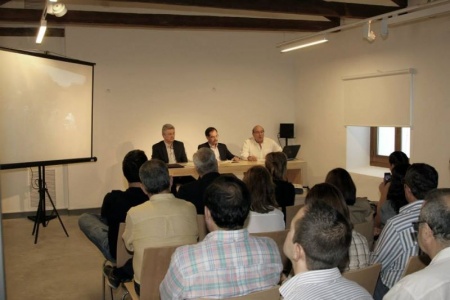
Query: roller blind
343,69,414,127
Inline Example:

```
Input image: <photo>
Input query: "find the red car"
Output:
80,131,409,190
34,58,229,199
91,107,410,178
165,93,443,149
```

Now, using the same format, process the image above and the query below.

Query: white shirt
244,208,285,233
384,247,450,300
240,137,282,161
280,268,373,300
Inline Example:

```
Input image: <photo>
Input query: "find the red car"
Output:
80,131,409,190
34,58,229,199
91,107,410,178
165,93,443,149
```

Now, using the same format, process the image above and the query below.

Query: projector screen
0,47,96,169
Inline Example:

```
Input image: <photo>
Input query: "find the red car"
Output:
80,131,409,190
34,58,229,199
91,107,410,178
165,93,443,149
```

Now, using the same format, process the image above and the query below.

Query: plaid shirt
370,200,423,288
160,229,282,300
347,230,370,270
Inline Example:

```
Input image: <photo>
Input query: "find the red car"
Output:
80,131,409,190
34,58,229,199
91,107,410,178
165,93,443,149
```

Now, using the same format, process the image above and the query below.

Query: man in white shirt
280,202,372,300
385,188,450,300
240,125,282,161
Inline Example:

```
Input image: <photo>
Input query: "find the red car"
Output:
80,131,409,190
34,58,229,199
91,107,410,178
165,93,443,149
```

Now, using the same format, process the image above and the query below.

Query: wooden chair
342,263,381,296
103,222,132,300
122,245,179,300
251,230,290,275
197,214,208,242
401,255,431,278
354,218,374,250
200,285,280,299
285,204,304,229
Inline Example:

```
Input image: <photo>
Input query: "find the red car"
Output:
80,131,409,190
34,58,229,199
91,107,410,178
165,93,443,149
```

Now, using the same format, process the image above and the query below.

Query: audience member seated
370,163,438,300
177,148,220,214
378,163,410,228
243,165,285,233
280,202,373,300
265,152,295,220
103,159,198,294
78,149,149,263
305,183,370,271
375,151,410,234
385,188,450,299
198,127,239,161
159,175,283,299
325,168,373,225
240,125,282,161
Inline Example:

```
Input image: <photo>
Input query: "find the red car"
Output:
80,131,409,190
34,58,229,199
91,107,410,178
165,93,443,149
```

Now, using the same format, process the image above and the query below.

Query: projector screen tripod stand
28,165,69,244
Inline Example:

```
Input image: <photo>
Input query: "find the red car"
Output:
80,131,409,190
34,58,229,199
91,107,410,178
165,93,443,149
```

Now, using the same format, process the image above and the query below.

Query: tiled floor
2,214,127,300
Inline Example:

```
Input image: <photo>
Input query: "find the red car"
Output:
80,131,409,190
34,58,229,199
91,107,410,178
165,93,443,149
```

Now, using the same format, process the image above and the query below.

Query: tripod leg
45,189,69,237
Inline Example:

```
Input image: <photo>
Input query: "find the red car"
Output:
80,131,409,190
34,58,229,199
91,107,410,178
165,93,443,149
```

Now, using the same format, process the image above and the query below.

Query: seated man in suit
160,175,282,299
151,123,193,193
177,148,220,214
198,127,239,161
385,188,450,299
281,202,372,299
151,123,188,163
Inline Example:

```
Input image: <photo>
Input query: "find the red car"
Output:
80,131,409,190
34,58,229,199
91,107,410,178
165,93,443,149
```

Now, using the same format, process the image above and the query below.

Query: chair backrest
200,285,280,300
353,218,374,251
197,214,208,242
342,263,381,296
251,230,290,273
402,255,431,278
138,245,180,300
116,222,133,267
285,204,304,229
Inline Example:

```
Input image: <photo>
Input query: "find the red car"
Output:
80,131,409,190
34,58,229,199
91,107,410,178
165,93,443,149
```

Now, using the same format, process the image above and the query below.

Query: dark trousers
373,276,390,300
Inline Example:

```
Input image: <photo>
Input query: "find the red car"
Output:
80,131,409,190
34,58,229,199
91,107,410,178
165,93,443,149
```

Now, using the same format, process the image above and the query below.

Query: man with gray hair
103,159,198,295
177,148,220,214
151,124,188,163
385,188,450,299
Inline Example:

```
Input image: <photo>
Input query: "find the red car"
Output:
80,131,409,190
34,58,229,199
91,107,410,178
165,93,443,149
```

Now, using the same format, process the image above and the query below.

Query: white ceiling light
35,1,68,44
279,36,328,53
47,3,67,18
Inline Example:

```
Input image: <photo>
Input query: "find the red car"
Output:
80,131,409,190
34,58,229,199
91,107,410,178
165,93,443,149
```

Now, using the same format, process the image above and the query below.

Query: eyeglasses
412,220,427,232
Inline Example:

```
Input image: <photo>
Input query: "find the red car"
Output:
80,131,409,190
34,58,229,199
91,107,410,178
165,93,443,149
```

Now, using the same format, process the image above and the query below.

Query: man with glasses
370,163,438,300
385,188,450,299
240,125,282,161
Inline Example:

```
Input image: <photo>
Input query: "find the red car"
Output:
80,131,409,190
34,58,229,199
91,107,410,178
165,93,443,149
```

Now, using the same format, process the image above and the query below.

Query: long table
168,159,307,185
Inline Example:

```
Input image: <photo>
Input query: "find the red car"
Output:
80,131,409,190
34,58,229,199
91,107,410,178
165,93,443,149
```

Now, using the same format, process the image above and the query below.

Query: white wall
1,28,297,212
292,15,450,200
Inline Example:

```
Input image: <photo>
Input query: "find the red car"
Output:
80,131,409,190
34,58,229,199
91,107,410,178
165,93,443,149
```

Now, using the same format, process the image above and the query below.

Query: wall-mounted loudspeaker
280,123,294,138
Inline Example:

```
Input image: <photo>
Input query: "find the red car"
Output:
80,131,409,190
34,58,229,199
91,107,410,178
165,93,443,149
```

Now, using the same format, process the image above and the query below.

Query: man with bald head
240,125,282,161
385,188,450,299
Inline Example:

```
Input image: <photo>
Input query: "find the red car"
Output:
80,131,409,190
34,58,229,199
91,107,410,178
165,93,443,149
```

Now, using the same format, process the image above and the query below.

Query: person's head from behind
193,148,218,177
204,175,250,230
325,168,357,206
404,163,438,202
387,163,410,213
305,183,351,225
284,202,352,273
265,152,288,181
122,149,148,183
162,123,175,144
389,151,409,170
418,188,450,257
205,127,219,146
252,125,265,144
139,159,170,195
243,165,277,213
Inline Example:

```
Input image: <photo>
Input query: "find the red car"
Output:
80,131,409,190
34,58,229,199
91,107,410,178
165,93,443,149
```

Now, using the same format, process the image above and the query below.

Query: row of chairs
105,207,429,300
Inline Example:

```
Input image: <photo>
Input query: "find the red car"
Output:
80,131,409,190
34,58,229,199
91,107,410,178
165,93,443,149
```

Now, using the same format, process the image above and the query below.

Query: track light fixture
363,20,376,42
35,0,67,44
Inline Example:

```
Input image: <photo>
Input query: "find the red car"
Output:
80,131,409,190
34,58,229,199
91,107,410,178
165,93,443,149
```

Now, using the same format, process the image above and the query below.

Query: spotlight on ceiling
47,3,67,17
363,20,376,42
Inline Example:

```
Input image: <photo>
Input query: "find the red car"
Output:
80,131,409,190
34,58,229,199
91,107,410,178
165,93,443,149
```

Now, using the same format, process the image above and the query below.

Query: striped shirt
159,229,282,300
348,230,370,270
370,200,423,288
280,268,373,300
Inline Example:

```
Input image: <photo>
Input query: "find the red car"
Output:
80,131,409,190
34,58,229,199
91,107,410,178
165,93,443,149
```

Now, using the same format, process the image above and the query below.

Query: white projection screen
0,47,96,169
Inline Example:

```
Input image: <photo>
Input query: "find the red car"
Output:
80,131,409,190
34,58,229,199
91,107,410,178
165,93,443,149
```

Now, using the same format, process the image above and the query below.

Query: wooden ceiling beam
0,27,65,37
104,0,402,19
0,8,339,32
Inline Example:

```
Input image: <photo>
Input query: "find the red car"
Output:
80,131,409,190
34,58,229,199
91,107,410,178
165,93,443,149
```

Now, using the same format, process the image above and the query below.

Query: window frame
370,127,402,168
